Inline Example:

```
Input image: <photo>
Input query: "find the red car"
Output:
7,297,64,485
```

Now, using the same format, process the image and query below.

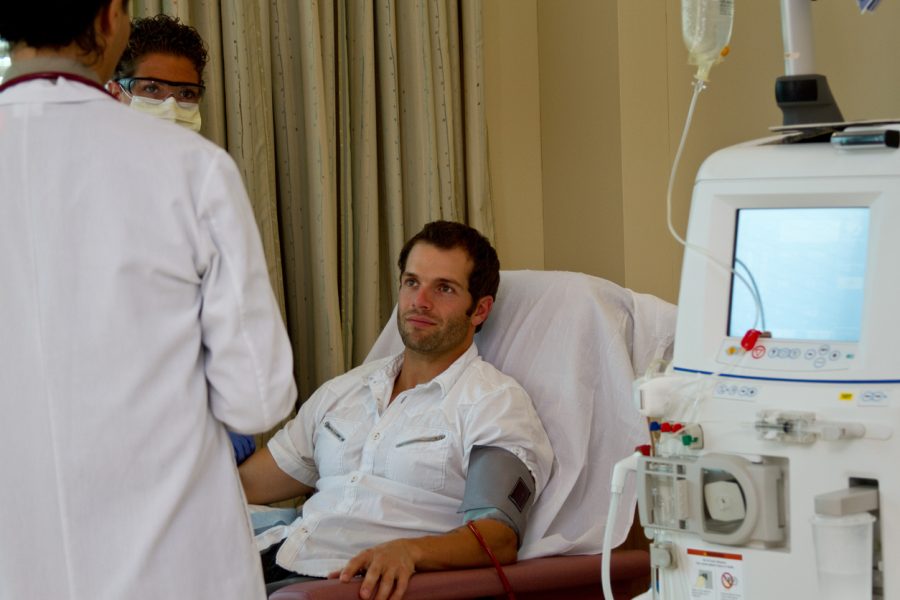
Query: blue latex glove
228,432,256,465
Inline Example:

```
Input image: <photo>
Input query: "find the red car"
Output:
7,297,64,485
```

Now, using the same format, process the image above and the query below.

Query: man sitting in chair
239,220,553,599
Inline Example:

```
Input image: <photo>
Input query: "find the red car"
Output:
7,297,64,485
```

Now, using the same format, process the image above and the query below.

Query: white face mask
128,95,202,132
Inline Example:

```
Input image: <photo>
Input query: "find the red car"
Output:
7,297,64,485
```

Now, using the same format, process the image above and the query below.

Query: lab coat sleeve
195,149,296,433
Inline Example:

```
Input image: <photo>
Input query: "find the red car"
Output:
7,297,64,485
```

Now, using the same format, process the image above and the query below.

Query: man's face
397,243,489,359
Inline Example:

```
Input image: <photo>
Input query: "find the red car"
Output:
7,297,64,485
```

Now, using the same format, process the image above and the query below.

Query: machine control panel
712,380,893,408
716,339,857,372
715,382,760,400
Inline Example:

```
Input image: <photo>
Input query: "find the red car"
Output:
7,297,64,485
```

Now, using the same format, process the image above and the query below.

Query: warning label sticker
687,548,744,600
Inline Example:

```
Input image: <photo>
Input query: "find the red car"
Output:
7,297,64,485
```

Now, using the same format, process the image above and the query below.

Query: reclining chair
270,270,676,600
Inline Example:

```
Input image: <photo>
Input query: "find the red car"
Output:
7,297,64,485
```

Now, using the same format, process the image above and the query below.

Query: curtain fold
276,0,345,400
221,1,287,315
461,0,493,238
132,0,493,405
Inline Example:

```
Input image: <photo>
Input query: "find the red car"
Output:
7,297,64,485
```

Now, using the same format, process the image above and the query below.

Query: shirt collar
4,56,101,84
366,343,480,399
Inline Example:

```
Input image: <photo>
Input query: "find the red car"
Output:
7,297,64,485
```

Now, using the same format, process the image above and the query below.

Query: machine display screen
728,207,869,341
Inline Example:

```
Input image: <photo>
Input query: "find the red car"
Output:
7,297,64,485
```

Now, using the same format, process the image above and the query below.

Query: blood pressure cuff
458,445,536,547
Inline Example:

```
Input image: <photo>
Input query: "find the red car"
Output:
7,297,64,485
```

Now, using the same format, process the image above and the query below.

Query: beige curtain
132,0,493,405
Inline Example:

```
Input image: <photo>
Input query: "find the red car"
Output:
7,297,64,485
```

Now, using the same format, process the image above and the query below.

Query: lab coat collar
4,56,101,84
0,57,112,103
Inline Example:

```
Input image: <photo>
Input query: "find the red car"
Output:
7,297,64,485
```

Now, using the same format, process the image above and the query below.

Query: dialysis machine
633,2,897,599
637,127,900,599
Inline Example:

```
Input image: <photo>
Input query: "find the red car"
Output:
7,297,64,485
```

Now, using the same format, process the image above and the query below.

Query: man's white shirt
266,343,553,577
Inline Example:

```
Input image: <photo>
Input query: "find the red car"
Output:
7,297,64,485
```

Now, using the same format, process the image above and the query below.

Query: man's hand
326,519,517,600
328,539,421,600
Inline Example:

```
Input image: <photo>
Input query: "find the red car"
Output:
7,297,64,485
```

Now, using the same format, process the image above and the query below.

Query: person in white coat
0,2,297,599
108,13,259,465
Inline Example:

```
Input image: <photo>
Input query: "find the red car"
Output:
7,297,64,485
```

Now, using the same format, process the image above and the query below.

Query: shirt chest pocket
386,428,450,492
314,417,361,477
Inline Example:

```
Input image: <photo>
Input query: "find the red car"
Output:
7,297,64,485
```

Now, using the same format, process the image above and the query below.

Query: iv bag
682,0,734,81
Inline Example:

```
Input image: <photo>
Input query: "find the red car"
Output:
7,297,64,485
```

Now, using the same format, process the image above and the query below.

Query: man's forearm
332,518,518,599
238,447,314,505
334,517,517,582
409,518,518,571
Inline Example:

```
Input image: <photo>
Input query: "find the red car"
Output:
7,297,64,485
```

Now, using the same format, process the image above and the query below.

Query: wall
537,1,625,283
482,0,545,270
484,0,900,304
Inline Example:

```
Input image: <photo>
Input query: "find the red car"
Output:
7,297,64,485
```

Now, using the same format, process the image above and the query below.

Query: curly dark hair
0,1,126,56
398,221,500,332
114,14,208,84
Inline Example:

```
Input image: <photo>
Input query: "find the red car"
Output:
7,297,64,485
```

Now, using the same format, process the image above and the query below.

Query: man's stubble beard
397,309,471,356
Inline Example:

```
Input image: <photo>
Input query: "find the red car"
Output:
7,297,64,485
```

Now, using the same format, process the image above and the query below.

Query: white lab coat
0,75,296,599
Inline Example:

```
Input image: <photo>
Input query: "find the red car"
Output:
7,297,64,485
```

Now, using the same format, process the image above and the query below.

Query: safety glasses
116,77,205,104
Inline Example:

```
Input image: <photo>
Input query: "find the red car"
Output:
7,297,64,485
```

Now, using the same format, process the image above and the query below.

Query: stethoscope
0,71,114,97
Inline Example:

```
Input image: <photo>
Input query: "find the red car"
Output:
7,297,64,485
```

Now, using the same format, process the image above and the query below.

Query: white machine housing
644,126,900,599
676,134,900,382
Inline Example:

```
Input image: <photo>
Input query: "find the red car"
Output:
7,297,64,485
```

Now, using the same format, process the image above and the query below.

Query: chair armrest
269,550,650,600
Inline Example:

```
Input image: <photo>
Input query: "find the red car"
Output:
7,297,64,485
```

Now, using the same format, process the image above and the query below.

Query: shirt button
350,475,359,483
373,432,381,440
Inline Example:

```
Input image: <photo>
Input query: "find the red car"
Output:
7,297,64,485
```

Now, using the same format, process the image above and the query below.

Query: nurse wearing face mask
109,15,258,465
109,14,205,132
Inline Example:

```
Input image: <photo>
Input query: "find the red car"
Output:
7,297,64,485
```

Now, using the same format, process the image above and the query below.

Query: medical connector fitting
680,424,703,449
610,451,642,494
635,376,676,418
820,422,866,442
655,422,702,455
755,410,817,444
741,328,762,351
650,541,676,570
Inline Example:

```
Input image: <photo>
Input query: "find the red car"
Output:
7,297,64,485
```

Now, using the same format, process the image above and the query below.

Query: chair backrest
366,270,676,558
